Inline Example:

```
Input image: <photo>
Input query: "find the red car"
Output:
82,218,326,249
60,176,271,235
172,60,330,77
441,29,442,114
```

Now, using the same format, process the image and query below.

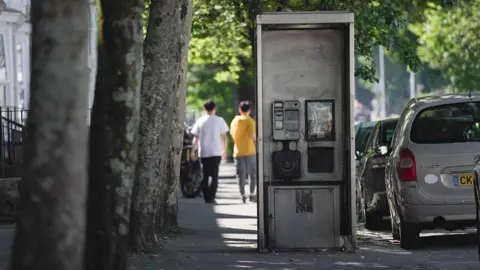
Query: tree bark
0,1,6,13
9,0,90,269
130,0,193,252
159,8,193,232
84,0,144,269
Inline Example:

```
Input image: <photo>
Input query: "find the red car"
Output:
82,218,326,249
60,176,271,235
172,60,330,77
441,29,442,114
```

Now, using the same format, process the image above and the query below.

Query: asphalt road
358,225,479,270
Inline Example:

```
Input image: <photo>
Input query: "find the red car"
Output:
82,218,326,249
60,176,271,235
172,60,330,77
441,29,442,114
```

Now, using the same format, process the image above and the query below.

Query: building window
16,43,23,83
0,34,7,82
88,2,96,69
15,42,24,109
0,33,8,107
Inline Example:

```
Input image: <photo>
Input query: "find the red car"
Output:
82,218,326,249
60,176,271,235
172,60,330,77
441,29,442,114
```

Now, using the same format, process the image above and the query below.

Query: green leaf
411,0,480,92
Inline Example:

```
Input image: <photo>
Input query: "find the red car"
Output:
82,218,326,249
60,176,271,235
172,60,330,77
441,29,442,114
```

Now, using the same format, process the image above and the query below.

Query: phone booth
255,12,356,252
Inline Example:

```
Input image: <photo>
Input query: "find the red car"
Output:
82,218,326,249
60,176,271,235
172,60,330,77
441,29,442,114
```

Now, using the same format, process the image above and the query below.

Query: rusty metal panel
269,186,340,249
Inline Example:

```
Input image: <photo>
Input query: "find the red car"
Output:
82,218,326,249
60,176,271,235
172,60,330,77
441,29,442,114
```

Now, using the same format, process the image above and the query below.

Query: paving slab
130,163,480,269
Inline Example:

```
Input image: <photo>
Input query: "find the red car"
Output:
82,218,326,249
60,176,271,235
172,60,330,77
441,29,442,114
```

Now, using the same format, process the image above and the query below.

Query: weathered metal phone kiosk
256,12,356,252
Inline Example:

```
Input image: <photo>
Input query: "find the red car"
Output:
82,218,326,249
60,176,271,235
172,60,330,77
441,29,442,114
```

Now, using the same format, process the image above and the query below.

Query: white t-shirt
191,114,229,158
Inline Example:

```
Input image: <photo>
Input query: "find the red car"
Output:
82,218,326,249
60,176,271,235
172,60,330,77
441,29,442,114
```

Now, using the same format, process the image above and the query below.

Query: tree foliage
187,0,465,149
186,0,445,114
187,0,441,155
411,1,479,91
188,0,429,90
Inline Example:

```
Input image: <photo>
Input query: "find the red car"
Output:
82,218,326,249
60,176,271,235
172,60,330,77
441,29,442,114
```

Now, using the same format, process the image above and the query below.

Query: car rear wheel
399,218,420,250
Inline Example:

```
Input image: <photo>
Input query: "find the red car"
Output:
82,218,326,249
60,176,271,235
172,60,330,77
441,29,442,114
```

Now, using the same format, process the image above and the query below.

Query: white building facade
0,0,97,112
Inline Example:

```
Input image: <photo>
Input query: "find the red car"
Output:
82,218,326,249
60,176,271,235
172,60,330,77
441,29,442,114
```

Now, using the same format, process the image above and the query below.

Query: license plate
453,174,474,187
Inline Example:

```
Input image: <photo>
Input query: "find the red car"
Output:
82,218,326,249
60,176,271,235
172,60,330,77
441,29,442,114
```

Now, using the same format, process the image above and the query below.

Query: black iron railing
0,108,95,178
0,107,27,178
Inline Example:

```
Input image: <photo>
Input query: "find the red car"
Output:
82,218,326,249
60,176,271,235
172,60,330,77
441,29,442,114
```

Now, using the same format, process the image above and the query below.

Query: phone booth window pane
306,101,334,140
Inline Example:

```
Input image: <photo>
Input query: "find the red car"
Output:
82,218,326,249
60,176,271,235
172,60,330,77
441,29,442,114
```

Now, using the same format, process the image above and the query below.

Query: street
130,163,480,269
0,164,477,269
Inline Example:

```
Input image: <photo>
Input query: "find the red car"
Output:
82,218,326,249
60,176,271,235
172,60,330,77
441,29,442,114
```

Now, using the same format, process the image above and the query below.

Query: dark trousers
200,156,222,202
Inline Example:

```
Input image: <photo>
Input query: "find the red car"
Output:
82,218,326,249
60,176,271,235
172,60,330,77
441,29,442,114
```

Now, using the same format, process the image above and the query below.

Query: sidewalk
129,163,477,270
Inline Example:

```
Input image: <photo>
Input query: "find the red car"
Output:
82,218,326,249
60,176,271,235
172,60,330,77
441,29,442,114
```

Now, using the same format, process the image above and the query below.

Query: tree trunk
0,1,6,13
9,0,90,269
159,9,193,232
233,2,260,118
130,0,193,252
235,24,255,117
237,56,254,107
84,0,144,269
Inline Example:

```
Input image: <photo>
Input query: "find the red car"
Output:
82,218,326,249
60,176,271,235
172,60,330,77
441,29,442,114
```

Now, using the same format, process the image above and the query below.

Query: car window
391,101,414,149
370,123,380,148
356,126,374,155
363,126,376,153
379,120,398,146
410,102,480,144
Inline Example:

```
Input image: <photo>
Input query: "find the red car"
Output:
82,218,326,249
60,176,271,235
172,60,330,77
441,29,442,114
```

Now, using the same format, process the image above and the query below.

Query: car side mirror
355,151,361,160
376,145,388,155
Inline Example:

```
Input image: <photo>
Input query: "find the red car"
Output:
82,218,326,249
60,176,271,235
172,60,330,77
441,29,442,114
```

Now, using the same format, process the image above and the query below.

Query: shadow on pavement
418,232,478,250
166,164,258,254
130,163,480,269
367,221,478,250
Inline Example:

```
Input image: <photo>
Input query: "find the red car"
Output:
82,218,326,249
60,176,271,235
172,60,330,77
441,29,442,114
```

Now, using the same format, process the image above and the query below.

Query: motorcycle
180,125,203,198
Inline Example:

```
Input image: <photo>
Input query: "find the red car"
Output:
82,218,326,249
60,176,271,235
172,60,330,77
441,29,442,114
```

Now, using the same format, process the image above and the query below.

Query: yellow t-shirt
230,115,256,157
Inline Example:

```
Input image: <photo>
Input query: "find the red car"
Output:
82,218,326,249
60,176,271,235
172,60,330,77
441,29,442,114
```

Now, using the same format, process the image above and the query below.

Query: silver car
385,93,480,249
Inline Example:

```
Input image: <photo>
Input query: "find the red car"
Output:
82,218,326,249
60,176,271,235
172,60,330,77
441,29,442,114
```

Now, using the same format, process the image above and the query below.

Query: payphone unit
272,100,300,141
271,100,302,180
256,12,356,252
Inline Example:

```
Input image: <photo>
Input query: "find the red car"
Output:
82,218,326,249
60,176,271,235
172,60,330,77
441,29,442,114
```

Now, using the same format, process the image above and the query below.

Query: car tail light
397,148,416,181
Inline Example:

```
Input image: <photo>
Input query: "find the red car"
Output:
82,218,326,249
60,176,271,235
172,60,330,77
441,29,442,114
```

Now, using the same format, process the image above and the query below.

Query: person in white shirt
191,99,229,203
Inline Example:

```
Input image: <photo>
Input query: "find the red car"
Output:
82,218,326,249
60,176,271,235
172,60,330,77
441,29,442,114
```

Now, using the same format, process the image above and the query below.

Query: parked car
385,94,480,249
357,118,398,230
355,121,376,219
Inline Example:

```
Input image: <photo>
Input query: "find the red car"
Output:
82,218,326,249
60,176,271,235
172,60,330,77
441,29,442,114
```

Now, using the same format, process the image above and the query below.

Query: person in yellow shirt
230,101,257,203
